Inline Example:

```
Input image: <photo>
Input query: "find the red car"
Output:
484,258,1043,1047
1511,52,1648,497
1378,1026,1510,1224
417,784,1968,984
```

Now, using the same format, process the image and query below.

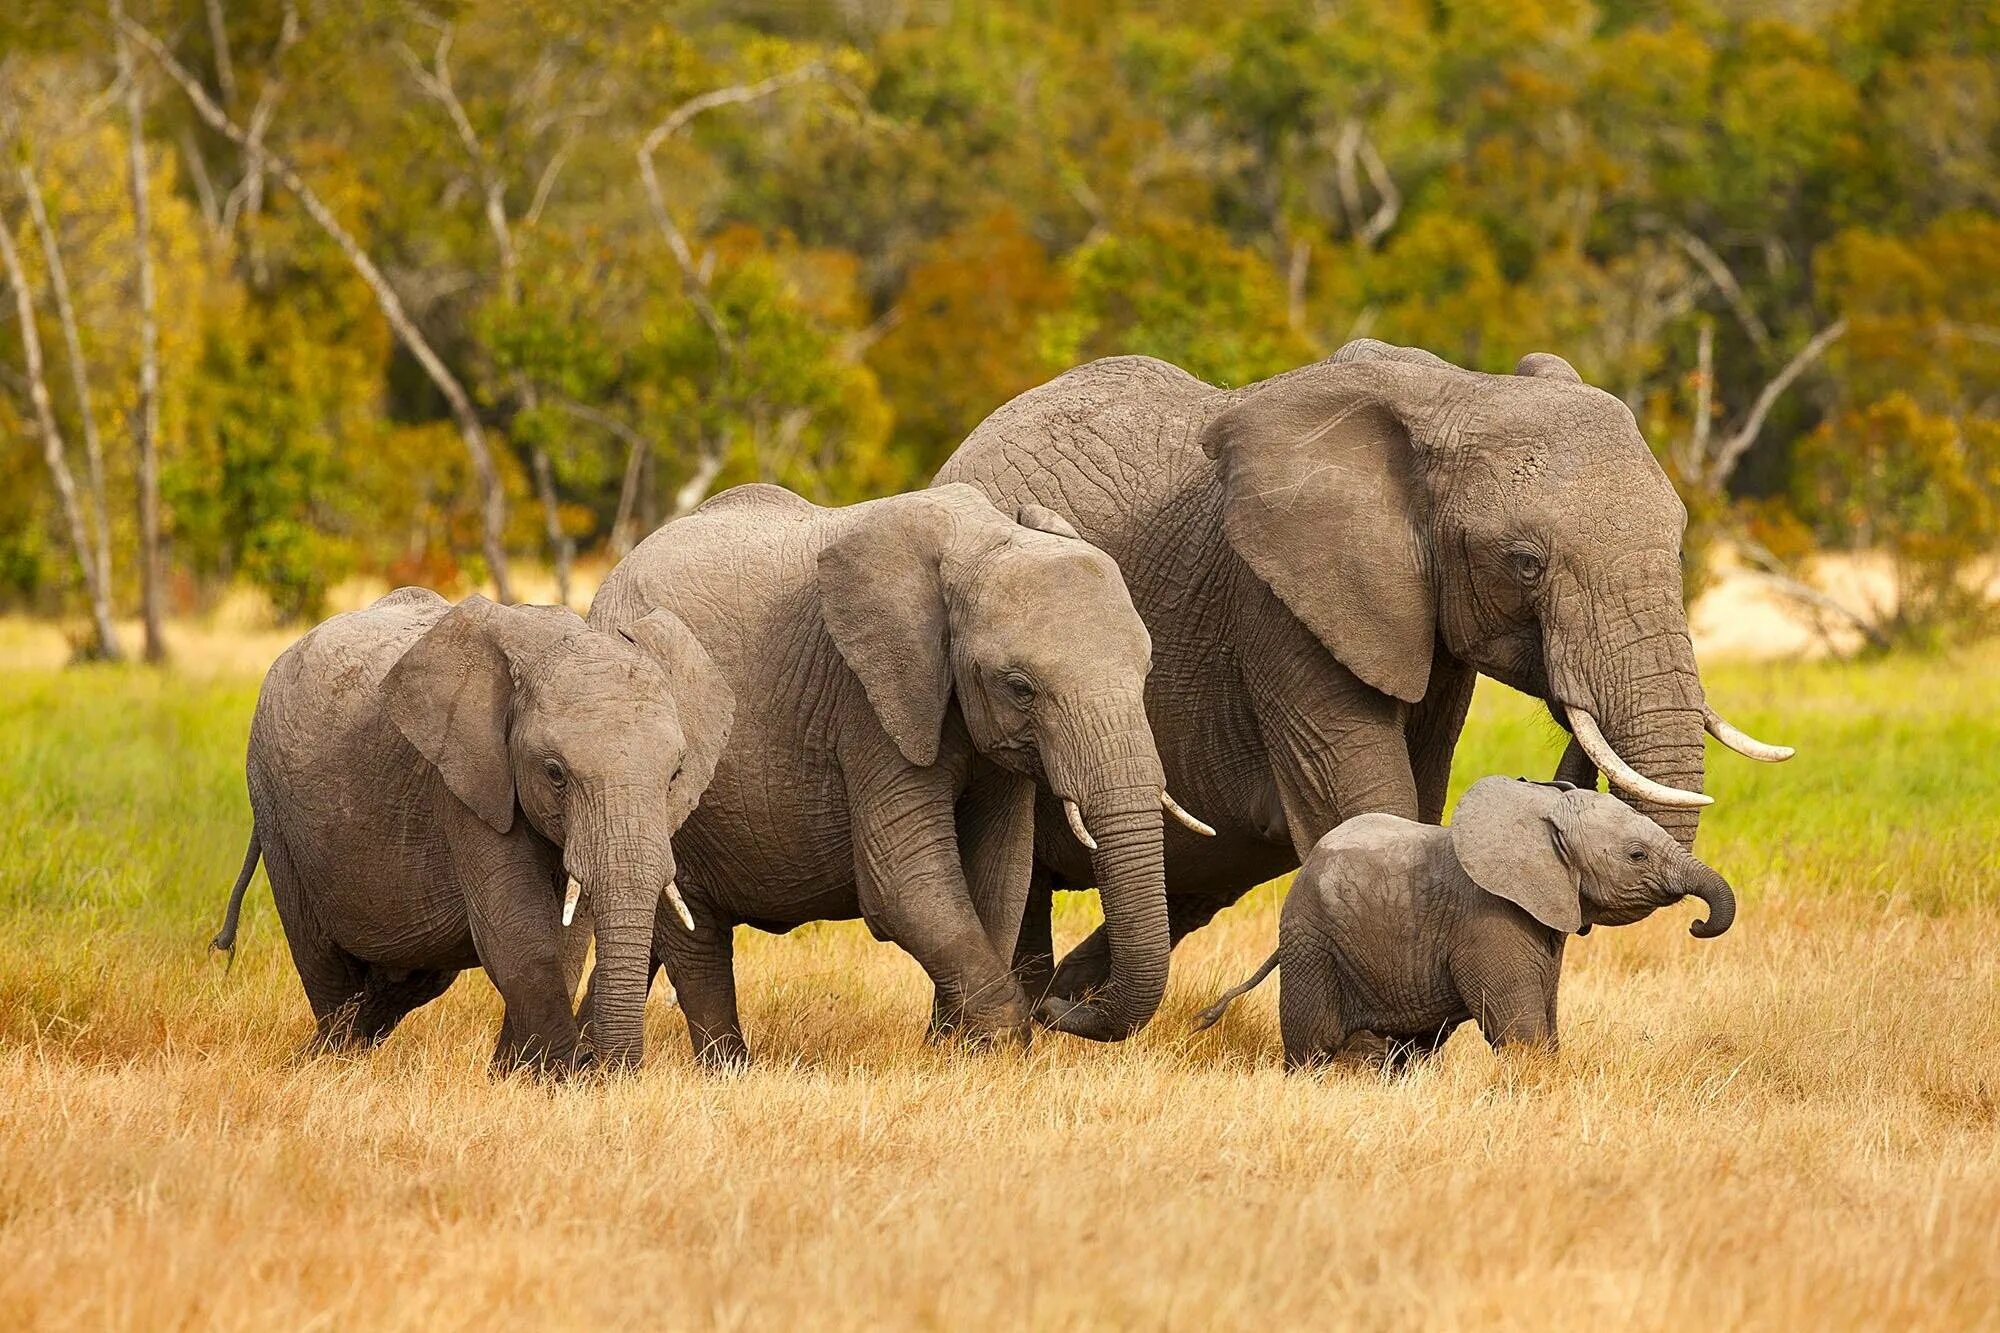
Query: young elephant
214,587,732,1072
1195,777,1736,1070
587,482,1208,1065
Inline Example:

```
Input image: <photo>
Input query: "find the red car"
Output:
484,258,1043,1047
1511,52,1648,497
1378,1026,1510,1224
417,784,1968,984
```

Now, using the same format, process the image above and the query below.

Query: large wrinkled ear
383,596,517,834
1015,502,1082,541
619,609,736,831
818,490,964,767
1449,777,1582,934
1515,352,1583,383
1201,359,1439,702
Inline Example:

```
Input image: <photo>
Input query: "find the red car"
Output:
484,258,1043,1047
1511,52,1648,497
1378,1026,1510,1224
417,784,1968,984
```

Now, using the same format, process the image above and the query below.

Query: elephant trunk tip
1685,865,1736,939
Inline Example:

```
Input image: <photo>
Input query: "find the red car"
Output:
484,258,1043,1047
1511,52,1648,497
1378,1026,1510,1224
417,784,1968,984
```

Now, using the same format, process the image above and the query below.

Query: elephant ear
1449,777,1582,934
1014,502,1082,541
619,609,736,831
1201,358,1439,703
383,595,518,835
1515,352,1583,384
818,489,967,768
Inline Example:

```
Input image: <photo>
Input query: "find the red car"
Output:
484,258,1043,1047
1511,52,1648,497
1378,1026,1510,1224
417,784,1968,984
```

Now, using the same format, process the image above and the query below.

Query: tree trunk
19,162,114,617
0,219,123,660
114,0,168,662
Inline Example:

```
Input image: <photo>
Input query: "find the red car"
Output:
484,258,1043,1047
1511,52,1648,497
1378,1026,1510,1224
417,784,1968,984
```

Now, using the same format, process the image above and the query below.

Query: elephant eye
1627,845,1648,863
544,760,568,789
1000,670,1036,704
1507,549,1546,584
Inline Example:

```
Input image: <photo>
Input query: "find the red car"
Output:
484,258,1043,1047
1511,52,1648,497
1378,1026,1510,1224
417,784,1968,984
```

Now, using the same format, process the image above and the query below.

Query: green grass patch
0,643,1993,977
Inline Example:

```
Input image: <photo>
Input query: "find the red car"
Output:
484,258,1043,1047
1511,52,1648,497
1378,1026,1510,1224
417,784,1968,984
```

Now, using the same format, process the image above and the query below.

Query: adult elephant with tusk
586,482,1199,1063
214,588,732,1073
935,338,1790,1016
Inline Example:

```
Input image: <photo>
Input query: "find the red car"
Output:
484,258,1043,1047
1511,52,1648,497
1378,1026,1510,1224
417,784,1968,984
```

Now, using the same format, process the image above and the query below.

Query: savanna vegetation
2,0,1998,652
0,627,1994,1327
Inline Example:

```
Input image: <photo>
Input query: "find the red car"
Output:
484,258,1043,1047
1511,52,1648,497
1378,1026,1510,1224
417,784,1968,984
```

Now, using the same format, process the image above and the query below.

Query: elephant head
1450,777,1735,937
818,483,1196,1040
1201,338,1791,848
384,596,733,1068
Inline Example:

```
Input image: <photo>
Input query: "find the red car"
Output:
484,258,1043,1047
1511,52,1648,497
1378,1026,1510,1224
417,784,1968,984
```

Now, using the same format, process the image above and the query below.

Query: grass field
1,622,1996,1329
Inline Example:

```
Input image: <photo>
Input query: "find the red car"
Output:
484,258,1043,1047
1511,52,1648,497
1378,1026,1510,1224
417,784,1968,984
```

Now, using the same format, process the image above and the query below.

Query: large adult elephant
934,339,1789,1015
586,482,1199,1061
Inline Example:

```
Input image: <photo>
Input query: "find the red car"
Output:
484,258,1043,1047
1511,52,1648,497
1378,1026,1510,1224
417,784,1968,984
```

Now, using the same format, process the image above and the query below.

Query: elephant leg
1277,940,1347,1072
353,967,459,1045
851,782,1029,1047
1045,888,1241,1003
462,860,583,1075
655,907,746,1070
1010,867,1057,1006
262,835,369,1051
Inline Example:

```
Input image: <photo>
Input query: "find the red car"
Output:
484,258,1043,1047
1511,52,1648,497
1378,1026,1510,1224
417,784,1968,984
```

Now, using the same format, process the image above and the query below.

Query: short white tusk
1063,798,1098,851
1564,707,1714,809
1161,790,1216,837
664,880,696,932
562,876,583,928
1704,704,1794,762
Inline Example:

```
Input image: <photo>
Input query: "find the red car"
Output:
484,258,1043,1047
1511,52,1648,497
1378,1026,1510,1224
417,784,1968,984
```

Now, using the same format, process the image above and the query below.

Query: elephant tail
212,828,262,961
1192,950,1279,1032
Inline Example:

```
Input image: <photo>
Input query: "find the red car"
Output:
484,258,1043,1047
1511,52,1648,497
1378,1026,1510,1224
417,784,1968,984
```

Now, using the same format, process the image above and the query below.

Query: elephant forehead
528,647,675,712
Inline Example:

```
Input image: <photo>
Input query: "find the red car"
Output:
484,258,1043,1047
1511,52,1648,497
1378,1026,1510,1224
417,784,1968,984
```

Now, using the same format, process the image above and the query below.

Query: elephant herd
215,338,1791,1073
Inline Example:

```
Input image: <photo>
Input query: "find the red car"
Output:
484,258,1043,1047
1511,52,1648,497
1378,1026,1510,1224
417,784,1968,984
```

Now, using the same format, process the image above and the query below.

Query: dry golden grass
1,627,1996,1329
3,897,1997,1330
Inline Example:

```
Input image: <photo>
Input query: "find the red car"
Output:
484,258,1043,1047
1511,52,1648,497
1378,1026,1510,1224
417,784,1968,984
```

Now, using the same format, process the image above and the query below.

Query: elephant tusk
1563,707,1714,809
1704,704,1794,762
1161,790,1216,837
562,876,584,928
1062,798,1098,851
664,880,696,932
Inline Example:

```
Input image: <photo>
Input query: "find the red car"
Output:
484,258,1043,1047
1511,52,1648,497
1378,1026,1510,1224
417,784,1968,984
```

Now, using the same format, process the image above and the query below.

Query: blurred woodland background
3,0,1997,658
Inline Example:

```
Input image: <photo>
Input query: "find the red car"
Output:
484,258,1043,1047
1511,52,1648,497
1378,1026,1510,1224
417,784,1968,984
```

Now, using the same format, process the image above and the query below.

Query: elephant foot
490,1041,590,1081
692,1032,751,1073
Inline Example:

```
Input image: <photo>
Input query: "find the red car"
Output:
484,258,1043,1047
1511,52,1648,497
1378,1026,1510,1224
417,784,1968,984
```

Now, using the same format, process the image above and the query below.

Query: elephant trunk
1042,708,1171,1042
570,810,673,1070
1681,859,1736,939
1551,564,1708,850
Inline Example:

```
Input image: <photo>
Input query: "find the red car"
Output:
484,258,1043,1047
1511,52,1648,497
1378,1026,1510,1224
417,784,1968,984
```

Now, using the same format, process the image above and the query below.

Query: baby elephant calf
1196,777,1737,1070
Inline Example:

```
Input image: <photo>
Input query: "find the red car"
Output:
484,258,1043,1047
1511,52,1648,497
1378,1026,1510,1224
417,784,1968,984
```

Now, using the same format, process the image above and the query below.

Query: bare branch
177,127,223,238
1285,234,1310,336
1334,120,1399,250
123,10,515,601
18,159,113,599
0,208,122,660
203,0,237,106
524,126,577,227
1353,129,1400,248
637,62,827,356
1674,230,1771,351
220,2,299,238
551,399,656,556
669,446,725,523
398,23,516,297
1706,319,1848,491
1736,540,1890,652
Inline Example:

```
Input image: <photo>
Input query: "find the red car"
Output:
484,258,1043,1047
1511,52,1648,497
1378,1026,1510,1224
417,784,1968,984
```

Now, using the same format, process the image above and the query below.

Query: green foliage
0,0,1995,627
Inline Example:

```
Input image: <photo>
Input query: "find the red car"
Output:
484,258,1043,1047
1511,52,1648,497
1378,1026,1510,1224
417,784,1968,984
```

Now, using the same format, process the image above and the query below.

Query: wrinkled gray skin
1195,778,1737,1070
216,588,732,1073
585,482,1170,1064
936,339,1730,1018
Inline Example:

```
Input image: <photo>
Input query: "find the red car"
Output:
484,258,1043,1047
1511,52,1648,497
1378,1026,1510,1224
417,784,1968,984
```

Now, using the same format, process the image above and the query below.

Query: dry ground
0,624,1996,1330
